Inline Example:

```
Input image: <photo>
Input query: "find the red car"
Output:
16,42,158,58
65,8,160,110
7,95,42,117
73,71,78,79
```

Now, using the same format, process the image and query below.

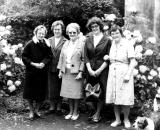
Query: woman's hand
103,55,110,61
75,72,82,80
58,71,63,78
95,69,102,77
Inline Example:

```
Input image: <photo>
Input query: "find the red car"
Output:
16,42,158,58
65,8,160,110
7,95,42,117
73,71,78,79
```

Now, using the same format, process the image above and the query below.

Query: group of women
22,16,136,128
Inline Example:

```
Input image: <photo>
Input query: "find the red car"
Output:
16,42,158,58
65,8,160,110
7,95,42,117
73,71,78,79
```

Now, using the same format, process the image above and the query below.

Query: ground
0,110,135,130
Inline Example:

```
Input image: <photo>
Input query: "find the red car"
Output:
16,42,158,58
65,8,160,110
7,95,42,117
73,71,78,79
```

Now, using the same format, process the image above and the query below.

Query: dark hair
110,25,124,37
86,16,104,32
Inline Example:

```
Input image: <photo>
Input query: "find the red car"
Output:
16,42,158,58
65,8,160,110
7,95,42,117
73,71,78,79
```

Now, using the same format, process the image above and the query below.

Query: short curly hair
51,20,65,32
86,16,104,31
33,25,47,36
66,23,80,35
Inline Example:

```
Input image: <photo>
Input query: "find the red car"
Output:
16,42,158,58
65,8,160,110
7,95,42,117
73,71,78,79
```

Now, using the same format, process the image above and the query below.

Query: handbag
85,83,102,102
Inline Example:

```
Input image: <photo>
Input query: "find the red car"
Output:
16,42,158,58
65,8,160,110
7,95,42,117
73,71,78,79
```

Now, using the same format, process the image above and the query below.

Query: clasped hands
31,62,45,69
88,68,102,77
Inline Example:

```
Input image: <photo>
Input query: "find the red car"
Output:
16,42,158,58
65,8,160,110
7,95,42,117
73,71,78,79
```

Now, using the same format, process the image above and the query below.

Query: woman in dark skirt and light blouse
47,20,67,115
57,23,85,120
22,25,52,120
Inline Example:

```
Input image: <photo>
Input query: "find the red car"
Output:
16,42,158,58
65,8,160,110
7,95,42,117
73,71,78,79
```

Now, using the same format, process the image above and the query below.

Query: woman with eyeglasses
57,23,85,120
22,25,52,120
106,26,136,128
84,17,111,123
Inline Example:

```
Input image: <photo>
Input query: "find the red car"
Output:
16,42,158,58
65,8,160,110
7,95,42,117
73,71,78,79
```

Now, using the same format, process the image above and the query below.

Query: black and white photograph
0,0,160,130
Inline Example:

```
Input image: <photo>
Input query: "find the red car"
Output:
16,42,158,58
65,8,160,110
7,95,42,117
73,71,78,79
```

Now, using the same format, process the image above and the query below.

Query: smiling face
91,23,101,35
53,24,62,38
68,27,78,42
36,28,46,41
111,29,122,42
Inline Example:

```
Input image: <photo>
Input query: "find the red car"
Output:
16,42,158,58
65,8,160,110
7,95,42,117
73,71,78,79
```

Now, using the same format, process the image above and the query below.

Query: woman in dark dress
47,20,67,115
84,17,111,123
22,25,52,119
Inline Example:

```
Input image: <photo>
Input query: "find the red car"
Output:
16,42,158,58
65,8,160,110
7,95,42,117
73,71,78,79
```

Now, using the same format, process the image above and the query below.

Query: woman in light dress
57,23,85,120
106,26,136,128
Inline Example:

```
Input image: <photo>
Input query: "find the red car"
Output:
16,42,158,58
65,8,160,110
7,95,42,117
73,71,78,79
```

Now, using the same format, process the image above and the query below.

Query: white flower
0,63,7,71
139,65,148,73
150,69,158,77
0,26,6,32
105,14,116,21
133,69,139,76
15,80,21,86
17,43,23,48
0,39,8,47
157,87,160,93
9,49,15,55
147,37,156,44
5,71,12,76
7,80,13,86
14,57,22,64
11,45,18,51
153,83,157,88
2,46,10,55
135,45,143,53
136,74,141,79
144,49,153,56
0,14,6,21
141,75,147,81
6,25,12,30
8,85,16,92
157,67,160,72
135,52,143,59
132,30,143,42
148,75,153,80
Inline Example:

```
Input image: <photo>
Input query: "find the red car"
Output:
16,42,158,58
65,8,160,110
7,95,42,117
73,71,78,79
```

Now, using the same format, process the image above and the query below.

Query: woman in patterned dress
105,26,136,128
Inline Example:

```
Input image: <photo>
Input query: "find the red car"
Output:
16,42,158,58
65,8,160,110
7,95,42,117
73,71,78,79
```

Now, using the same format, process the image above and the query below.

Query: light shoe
64,114,72,120
71,114,79,120
124,120,131,128
110,120,121,127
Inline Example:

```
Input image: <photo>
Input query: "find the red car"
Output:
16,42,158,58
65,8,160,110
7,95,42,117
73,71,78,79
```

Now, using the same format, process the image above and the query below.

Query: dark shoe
45,110,55,115
56,110,63,116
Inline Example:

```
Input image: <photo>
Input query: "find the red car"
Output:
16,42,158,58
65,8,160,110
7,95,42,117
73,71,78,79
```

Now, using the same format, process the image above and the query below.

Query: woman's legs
27,99,34,116
68,99,74,115
92,100,103,120
114,105,121,122
72,99,79,116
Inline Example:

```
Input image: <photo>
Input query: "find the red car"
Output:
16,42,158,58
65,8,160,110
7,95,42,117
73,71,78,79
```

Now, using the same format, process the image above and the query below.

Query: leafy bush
0,23,25,97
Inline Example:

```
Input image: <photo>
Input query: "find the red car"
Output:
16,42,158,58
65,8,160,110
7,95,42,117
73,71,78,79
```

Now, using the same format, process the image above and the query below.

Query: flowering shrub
0,21,25,97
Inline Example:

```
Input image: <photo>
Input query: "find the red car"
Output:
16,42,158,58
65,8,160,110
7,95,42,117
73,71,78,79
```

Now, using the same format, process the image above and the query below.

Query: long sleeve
79,42,85,72
22,41,32,66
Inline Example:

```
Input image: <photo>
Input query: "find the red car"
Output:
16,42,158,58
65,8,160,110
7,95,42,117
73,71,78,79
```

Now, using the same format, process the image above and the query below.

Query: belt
110,60,129,64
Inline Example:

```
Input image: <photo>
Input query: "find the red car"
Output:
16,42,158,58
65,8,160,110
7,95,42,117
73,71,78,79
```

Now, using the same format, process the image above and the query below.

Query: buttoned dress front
106,38,135,105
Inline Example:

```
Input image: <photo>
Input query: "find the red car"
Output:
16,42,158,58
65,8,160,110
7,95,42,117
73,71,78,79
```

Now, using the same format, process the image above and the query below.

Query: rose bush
0,20,25,97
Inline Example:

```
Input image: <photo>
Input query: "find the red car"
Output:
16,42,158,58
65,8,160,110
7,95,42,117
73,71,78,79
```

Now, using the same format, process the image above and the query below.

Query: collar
32,35,50,47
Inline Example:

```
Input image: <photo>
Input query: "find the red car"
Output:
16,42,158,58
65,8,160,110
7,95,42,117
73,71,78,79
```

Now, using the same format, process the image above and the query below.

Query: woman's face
53,24,62,38
36,28,46,40
111,30,122,42
68,27,78,41
91,23,101,35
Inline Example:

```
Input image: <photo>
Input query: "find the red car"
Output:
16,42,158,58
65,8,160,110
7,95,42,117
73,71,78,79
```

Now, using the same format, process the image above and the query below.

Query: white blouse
93,33,103,48
66,39,78,68
54,37,61,47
